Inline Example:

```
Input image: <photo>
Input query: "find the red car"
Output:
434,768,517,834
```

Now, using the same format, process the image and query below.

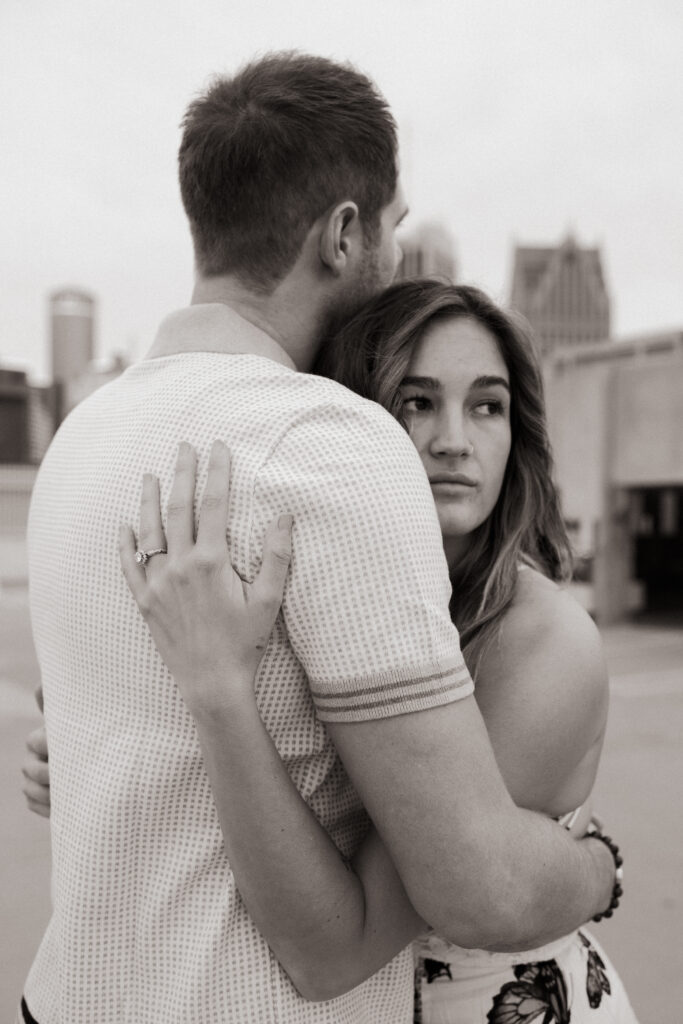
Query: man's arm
265,400,613,951
327,699,613,951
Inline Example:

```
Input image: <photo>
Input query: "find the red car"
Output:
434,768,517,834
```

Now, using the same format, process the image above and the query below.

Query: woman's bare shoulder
476,566,608,732
504,566,604,669
474,567,609,813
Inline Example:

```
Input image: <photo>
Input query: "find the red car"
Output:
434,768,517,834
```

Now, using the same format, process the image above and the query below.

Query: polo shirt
25,304,473,1023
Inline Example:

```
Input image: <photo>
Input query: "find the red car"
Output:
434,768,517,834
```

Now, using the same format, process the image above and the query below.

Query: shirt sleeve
252,395,474,722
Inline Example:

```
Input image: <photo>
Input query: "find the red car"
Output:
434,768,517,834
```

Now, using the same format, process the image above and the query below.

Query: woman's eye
402,395,431,413
474,399,505,416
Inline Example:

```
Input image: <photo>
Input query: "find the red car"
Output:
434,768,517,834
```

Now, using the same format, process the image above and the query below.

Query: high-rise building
510,234,610,357
50,288,95,384
396,222,457,282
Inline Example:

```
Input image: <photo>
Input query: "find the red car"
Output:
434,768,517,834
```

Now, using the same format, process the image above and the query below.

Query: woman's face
399,315,512,566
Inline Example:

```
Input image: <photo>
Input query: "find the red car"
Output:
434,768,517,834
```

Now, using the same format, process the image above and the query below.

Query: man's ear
318,200,361,276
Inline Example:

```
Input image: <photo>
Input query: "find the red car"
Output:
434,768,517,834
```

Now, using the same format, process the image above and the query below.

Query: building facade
0,370,57,466
0,369,30,464
510,235,610,357
0,368,57,587
545,329,683,621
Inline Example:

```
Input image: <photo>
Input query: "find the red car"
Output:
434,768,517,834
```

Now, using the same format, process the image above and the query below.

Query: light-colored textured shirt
25,305,473,1024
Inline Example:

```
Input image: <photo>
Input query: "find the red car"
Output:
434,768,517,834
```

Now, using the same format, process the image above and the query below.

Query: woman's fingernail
278,514,293,532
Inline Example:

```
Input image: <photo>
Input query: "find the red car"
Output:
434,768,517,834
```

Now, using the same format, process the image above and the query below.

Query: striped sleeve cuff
310,660,474,723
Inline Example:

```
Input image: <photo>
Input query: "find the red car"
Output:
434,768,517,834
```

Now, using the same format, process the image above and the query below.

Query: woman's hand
22,686,51,818
563,800,594,840
119,440,293,719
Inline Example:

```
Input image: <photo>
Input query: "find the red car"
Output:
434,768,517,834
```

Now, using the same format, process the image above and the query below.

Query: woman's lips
429,475,477,488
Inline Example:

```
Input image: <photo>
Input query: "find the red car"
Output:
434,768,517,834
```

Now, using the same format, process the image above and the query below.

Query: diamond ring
135,548,167,566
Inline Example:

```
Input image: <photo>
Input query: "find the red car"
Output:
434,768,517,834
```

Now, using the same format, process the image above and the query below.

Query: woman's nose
430,412,473,458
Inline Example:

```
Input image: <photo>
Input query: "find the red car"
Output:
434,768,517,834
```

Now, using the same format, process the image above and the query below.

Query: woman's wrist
585,821,624,921
181,670,260,726
582,828,623,921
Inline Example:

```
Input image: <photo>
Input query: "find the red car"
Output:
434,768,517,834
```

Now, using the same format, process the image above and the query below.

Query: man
21,52,614,1023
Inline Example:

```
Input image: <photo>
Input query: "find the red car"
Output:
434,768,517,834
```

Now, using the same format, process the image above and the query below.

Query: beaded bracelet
586,822,624,921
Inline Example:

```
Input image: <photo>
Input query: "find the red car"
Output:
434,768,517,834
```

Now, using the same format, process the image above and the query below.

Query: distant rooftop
510,234,610,356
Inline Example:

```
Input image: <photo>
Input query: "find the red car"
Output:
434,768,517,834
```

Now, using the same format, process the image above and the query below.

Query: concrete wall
545,359,610,556
612,357,683,486
545,345,683,622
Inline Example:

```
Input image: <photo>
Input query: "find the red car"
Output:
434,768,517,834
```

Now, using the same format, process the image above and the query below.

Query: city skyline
2,224,668,385
2,0,682,381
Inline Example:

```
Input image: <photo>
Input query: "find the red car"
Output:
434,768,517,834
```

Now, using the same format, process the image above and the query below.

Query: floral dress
414,928,639,1023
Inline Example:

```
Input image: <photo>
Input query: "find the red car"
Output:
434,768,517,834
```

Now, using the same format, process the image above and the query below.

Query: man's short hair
179,51,398,291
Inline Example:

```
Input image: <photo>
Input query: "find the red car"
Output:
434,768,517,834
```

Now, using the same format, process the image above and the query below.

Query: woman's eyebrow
400,375,441,390
471,375,510,392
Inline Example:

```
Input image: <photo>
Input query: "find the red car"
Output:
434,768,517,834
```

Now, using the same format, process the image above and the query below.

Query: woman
26,282,637,1022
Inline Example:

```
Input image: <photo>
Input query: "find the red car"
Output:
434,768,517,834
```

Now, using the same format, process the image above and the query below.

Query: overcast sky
2,0,682,381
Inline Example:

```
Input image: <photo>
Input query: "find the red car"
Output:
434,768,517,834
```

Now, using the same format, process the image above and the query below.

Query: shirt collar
148,303,297,371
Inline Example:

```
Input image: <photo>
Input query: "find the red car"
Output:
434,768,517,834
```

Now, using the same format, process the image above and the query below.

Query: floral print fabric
415,930,639,1023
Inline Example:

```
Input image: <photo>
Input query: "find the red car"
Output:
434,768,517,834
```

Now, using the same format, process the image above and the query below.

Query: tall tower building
50,288,95,384
397,222,457,282
510,234,610,357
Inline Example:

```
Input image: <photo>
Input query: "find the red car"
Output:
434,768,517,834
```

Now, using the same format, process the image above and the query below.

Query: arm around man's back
260,396,613,950
327,697,613,950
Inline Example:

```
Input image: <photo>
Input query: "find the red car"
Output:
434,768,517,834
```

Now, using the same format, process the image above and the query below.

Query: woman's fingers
165,443,197,552
23,757,50,787
137,473,167,576
120,440,233,608
119,524,147,606
253,515,293,609
27,725,48,761
25,795,51,819
22,736,51,816
196,440,231,554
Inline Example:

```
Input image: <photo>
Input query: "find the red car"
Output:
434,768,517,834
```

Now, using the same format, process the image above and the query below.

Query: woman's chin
437,510,478,541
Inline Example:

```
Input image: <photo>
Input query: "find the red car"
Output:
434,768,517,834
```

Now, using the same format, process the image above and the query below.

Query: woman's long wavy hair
314,279,573,676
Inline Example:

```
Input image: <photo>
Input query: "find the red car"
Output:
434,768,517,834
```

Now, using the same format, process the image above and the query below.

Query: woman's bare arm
188,694,425,1000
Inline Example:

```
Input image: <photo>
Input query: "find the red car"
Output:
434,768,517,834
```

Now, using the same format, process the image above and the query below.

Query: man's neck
190,276,283,344
179,275,320,371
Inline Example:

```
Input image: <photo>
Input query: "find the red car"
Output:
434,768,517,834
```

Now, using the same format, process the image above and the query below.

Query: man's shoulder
278,371,410,446
252,372,433,516
292,369,393,414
